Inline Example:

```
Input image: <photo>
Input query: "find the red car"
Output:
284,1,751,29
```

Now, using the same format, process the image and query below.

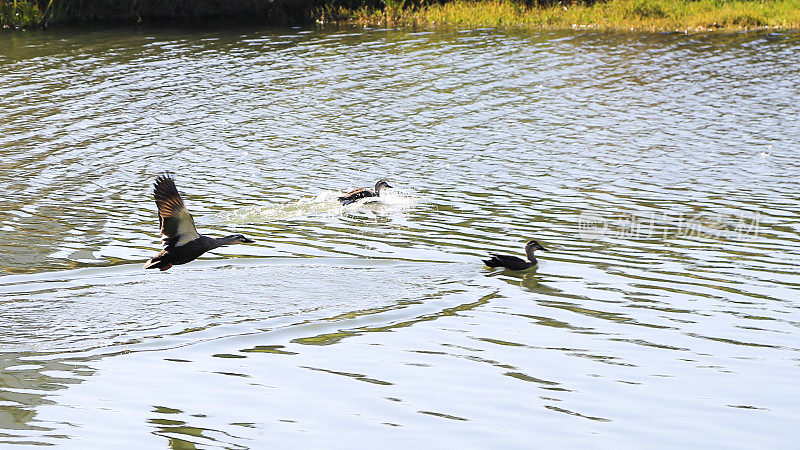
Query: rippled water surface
1,25,799,447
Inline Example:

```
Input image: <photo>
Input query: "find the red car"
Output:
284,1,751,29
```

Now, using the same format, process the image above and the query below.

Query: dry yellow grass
319,0,800,32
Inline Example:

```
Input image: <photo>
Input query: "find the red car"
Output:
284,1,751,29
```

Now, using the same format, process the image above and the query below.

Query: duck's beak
243,237,255,244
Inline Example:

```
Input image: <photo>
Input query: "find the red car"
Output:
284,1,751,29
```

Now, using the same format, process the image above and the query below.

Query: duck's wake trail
217,189,421,224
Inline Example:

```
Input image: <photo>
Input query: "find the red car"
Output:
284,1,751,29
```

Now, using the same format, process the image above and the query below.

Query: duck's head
375,179,393,194
229,234,255,244
525,240,547,252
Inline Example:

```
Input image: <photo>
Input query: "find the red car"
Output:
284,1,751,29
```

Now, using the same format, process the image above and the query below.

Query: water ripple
0,26,799,447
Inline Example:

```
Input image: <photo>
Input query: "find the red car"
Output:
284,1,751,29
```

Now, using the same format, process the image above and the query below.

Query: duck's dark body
338,180,392,205
338,188,375,205
144,174,253,271
483,240,547,271
144,236,219,271
483,254,536,271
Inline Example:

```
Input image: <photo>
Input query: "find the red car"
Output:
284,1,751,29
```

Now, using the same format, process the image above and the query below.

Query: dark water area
1,25,799,447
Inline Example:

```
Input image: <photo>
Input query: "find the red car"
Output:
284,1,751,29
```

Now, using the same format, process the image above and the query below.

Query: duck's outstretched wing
153,173,199,247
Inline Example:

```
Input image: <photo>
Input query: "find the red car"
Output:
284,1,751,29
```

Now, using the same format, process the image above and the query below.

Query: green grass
319,0,800,32
1,0,313,29
1,0,46,28
3,0,800,31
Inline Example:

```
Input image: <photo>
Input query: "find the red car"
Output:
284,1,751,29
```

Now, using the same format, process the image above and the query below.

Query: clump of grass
0,0,46,28
384,0,406,17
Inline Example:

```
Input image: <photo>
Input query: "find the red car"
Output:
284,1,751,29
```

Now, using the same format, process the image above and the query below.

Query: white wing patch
173,209,200,246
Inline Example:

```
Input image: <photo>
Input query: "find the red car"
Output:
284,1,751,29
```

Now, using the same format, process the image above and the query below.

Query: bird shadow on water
484,266,646,332
483,267,554,294
483,267,582,307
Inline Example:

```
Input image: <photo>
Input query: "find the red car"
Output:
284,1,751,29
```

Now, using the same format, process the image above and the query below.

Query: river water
1,25,799,447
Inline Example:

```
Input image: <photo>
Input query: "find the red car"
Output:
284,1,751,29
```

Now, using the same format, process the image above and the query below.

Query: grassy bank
1,0,43,28
3,0,800,31
320,0,800,32
1,0,312,29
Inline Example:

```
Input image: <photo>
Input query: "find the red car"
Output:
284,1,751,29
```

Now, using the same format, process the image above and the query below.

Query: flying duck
483,240,547,270
143,173,254,271
338,180,392,205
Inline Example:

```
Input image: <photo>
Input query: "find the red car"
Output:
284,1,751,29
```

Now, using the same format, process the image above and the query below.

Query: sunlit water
1,25,799,447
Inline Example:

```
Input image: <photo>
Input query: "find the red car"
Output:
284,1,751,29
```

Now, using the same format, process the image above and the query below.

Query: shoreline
320,0,800,33
2,0,800,32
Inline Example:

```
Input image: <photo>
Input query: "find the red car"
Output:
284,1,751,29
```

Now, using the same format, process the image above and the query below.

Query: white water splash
217,189,421,224
342,188,420,211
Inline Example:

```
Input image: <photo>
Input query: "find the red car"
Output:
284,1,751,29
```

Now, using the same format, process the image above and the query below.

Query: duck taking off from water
338,180,392,205
143,173,254,271
483,240,547,271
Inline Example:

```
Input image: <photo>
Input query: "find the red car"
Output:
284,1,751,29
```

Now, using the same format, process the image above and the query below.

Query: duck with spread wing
143,173,254,271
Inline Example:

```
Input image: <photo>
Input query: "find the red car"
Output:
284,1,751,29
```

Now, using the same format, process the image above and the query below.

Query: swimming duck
143,173,254,271
483,240,547,270
338,180,392,205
